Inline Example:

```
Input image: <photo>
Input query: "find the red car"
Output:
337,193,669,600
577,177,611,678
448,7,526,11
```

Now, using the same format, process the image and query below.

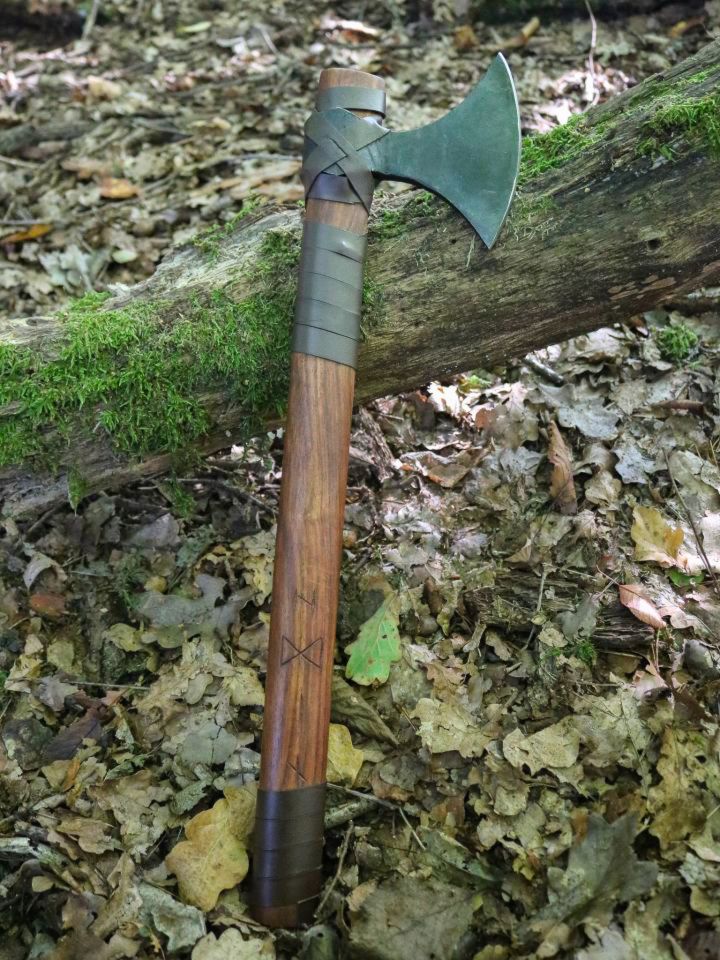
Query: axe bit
252,58,520,928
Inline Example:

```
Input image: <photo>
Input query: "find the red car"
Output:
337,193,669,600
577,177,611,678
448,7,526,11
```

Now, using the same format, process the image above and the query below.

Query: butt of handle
251,784,326,927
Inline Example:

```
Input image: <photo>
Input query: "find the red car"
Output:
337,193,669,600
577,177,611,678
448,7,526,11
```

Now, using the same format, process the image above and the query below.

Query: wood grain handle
252,67,385,929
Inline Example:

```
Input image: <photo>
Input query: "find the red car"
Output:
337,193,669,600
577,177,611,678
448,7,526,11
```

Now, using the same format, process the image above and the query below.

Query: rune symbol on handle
281,634,324,668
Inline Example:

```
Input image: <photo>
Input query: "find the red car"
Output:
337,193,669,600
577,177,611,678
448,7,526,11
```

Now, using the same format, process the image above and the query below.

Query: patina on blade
366,54,521,248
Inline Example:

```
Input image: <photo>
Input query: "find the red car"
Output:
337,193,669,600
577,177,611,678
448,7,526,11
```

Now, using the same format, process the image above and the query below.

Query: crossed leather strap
292,86,389,370
301,85,389,210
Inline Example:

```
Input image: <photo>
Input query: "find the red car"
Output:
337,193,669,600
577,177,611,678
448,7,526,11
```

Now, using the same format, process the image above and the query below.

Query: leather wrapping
315,85,386,115
292,220,367,369
252,784,327,917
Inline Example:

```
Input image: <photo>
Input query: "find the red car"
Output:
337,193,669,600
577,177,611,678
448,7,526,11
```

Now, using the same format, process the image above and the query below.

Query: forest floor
2,1,720,958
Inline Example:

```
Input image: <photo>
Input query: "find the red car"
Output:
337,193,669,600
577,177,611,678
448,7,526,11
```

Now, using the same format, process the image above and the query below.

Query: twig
523,564,548,648
325,797,379,828
0,154,38,168
664,450,720,595
63,679,150,690
524,354,564,385
24,502,65,538
316,822,354,917
584,0,598,106
177,477,275,515
82,0,101,40
326,784,425,850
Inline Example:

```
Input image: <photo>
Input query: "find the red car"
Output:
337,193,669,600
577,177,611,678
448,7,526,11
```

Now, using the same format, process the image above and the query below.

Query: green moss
637,93,720,160
519,115,607,184
680,68,715,87
507,191,558,241
361,275,386,335
572,637,597,667
657,320,699,362
67,467,88,510
0,230,299,469
372,190,438,239
159,478,196,519
192,197,263,262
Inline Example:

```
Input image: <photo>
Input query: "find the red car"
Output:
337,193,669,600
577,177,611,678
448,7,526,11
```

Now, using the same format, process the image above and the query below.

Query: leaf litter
2,0,720,958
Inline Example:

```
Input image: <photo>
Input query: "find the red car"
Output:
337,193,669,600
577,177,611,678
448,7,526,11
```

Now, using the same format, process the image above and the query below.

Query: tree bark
2,40,720,517
471,0,703,20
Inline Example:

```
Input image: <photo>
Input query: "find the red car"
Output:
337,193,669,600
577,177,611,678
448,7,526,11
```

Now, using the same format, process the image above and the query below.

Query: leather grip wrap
292,221,367,369
315,85,386,115
252,784,326,920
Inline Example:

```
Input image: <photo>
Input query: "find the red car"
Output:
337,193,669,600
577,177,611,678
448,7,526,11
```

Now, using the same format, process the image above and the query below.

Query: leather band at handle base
251,784,327,926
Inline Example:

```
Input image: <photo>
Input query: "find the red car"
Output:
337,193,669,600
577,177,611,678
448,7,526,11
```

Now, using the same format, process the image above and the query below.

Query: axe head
367,54,521,248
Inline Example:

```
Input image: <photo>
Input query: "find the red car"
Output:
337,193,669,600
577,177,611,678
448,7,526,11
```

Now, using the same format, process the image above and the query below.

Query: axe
252,57,521,927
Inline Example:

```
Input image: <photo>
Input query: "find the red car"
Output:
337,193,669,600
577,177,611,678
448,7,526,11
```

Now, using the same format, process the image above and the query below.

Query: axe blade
367,54,521,248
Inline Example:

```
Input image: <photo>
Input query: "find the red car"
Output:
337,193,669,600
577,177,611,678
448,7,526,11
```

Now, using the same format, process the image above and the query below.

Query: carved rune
295,588,317,608
287,758,307,784
281,634,324,668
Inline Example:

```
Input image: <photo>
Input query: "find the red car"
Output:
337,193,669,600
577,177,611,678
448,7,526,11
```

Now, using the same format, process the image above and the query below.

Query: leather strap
292,221,367,369
315,86,386,115
252,784,327,914
301,108,389,210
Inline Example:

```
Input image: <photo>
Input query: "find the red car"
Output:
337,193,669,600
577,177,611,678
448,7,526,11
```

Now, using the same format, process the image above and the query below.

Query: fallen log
2,40,720,516
471,0,704,20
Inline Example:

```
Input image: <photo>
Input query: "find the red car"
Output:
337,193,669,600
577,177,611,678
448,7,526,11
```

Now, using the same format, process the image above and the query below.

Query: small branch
584,0,599,106
316,822,354,917
664,450,720,595
524,354,565,386
82,0,101,40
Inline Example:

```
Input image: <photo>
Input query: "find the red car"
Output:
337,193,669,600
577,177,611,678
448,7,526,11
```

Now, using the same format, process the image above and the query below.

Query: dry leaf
619,584,666,630
87,76,123,100
99,177,140,200
1,223,52,243
411,698,492,758
548,421,577,514
631,506,684,567
453,25,477,51
29,592,66,619
505,15,541,48
165,786,255,911
503,716,581,775
327,723,364,785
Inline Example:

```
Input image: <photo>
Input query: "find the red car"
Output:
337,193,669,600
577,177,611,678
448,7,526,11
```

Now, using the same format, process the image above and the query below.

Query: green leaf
345,594,401,686
668,569,705,587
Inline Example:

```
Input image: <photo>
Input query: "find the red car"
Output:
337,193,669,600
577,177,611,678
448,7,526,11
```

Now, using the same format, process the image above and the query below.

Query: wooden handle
252,68,385,928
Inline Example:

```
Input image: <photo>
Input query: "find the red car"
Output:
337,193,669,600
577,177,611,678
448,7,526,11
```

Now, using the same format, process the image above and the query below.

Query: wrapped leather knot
301,87,389,210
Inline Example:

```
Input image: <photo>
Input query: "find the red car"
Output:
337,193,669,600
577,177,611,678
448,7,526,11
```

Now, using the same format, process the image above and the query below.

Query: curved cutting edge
366,54,521,248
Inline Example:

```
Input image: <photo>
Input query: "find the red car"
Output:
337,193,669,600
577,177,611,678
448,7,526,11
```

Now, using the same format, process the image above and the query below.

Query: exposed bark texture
464,571,654,652
471,0,703,19
0,1,83,47
2,40,720,516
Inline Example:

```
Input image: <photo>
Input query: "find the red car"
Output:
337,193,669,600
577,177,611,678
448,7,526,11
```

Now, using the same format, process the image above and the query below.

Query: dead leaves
98,177,141,200
548,421,577,515
503,717,581,776
519,814,658,953
1,222,53,244
411,698,492,758
631,505,685,567
619,584,666,630
327,723,364,785
165,786,255,911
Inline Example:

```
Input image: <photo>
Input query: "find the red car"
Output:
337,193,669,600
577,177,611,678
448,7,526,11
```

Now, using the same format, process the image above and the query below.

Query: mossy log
2,40,720,517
